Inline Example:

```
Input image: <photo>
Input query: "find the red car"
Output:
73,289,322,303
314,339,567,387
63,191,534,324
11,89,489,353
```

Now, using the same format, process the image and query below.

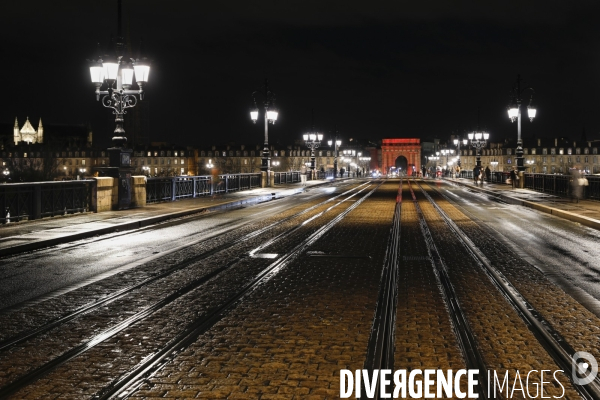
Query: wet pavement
447,177,600,229
0,180,328,257
1,177,600,399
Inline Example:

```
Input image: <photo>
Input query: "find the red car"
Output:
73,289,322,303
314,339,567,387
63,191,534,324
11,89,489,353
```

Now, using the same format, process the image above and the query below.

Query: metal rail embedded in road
417,179,600,400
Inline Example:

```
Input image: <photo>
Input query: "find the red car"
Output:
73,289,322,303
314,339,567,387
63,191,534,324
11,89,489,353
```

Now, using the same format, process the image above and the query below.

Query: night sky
2,1,600,148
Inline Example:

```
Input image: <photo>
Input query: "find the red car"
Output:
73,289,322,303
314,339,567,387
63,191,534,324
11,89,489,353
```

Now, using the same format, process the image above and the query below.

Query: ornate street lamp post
440,149,454,172
327,136,342,179
303,130,323,180
88,0,149,209
453,137,468,167
359,156,371,175
343,149,355,177
508,74,536,172
467,130,490,168
250,79,278,179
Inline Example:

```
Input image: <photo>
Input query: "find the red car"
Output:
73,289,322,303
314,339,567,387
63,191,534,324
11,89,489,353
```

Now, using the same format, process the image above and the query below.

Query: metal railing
146,173,261,204
458,170,510,184
524,173,600,199
274,171,301,184
1,180,94,224
454,171,600,200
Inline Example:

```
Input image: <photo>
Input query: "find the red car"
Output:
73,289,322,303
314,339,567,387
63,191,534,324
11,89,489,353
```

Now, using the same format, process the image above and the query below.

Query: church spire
38,117,44,144
13,117,20,145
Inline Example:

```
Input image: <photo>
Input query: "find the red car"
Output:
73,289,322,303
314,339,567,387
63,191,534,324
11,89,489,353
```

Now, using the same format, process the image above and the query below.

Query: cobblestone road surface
1,179,599,399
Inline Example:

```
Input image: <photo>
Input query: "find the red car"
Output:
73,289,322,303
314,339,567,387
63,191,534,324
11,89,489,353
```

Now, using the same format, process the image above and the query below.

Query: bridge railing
146,173,261,203
523,173,600,199
274,171,301,184
1,180,94,224
455,171,600,199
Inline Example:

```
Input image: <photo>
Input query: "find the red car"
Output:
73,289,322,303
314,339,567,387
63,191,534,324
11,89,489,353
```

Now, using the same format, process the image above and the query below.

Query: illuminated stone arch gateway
381,138,421,176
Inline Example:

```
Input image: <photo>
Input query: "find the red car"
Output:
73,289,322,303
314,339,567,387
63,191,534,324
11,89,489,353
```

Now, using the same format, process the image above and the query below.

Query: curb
447,179,600,231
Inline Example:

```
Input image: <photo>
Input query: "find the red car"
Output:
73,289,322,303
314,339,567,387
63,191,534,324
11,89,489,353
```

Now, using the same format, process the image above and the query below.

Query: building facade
428,138,600,175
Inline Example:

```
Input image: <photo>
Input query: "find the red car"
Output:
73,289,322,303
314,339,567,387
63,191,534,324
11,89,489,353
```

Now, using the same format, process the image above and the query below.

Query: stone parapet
93,177,117,212
131,176,146,208
93,176,145,211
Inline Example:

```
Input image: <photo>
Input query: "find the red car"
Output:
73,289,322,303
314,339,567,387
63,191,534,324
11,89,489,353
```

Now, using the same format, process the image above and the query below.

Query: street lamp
272,160,280,171
453,137,468,167
89,44,149,151
490,160,499,173
142,166,150,176
440,149,454,171
508,74,536,172
359,156,371,175
250,79,278,178
467,130,489,168
526,159,535,172
303,129,323,180
78,168,87,180
206,159,214,169
343,149,355,177
327,135,342,179
88,0,149,209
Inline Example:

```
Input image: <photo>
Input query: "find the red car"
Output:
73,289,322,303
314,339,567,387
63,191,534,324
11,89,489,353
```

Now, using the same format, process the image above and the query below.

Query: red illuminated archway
381,139,421,176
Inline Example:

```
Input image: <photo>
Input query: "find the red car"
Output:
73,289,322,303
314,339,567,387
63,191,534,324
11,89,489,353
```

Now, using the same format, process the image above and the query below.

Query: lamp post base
96,147,134,210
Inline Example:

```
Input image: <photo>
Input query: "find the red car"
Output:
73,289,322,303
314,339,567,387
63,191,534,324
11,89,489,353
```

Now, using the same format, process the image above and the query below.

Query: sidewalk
445,177,600,230
0,179,332,257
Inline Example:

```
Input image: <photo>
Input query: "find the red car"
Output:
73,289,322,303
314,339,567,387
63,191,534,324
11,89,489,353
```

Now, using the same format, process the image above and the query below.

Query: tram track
0,181,371,349
407,180,490,399
90,181,384,400
0,181,382,399
415,179,600,400
361,180,401,399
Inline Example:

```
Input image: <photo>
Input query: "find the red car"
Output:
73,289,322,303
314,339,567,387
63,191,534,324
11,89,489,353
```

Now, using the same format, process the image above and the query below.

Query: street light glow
266,110,278,122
